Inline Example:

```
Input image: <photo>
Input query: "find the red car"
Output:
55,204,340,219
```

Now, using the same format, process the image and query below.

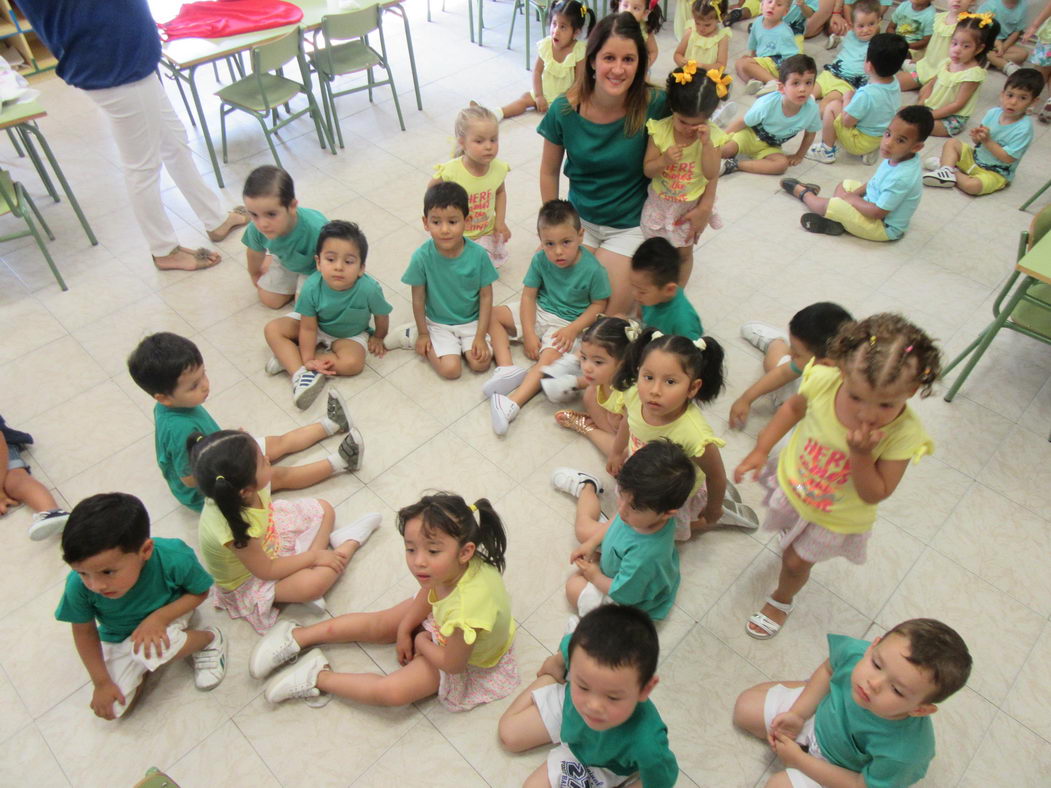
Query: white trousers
85,75,226,257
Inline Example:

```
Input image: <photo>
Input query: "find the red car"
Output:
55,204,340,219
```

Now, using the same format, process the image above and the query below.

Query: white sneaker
826,33,842,49
383,322,417,350
193,627,227,690
490,394,520,435
550,467,604,498
27,509,70,541
745,78,763,95
337,427,364,472
756,80,779,96
804,142,836,164
326,389,352,433
740,321,786,353
541,374,579,403
923,166,956,188
861,150,879,166
292,368,326,410
264,648,330,706
265,355,284,375
923,156,942,171
725,480,742,504
482,365,527,398
720,500,760,531
330,512,382,548
541,354,582,378
250,619,302,679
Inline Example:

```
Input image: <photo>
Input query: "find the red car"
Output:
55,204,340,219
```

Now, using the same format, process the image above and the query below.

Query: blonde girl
675,0,732,69
615,0,666,67
429,104,511,267
190,430,380,633
499,0,595,120
734,314,940,640
642,63,730,283
609,328,759,541
899,0,976,90
919,13,999,136
251,493,518,713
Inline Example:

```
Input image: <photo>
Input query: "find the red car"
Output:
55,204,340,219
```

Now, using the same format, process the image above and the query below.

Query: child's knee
498,706,539,752
765,771,795,788
436,357,462,379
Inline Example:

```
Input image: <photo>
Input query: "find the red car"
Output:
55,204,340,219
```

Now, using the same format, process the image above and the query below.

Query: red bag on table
158,0,305,41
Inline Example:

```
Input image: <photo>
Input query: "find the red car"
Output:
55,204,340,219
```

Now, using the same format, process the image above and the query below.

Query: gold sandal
555,410,595,435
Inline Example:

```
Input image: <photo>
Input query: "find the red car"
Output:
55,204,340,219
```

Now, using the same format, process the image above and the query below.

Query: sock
317,416,340,437
326,453,345,473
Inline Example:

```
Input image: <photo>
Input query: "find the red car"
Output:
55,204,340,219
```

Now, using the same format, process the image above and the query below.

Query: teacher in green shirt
538,13,668,315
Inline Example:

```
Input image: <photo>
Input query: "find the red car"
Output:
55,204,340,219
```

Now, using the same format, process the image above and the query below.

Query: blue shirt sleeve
748,22,759,52
241,222,268,253
744,93,770,127
802,100,822,133
844,88,872,121
869,163,911,213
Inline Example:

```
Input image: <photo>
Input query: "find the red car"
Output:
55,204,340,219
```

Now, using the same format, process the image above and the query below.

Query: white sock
317,416,340,437
326,453,346,473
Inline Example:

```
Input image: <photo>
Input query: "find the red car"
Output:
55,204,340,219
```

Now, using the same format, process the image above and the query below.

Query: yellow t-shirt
433,157,510,239
538,37,586,103
618,384,725,497
428,557,515,668
915,12,956,83
198,485,277,591
926,62,985,118
776,362,933,534
597,384,624,415
646,117,728,203
684,25,731,66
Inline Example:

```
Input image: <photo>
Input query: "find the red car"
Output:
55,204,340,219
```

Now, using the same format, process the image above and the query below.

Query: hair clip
673,60,698,85
580,2,588,16
195,434,204,442
869,335,877,346
693,337,707,351
215,474,225,482
903,344,914,354
624,320,641,342
958,10,993,26
651,330,665,340
648,0,659,10
706,66,733,98
468,503,478,512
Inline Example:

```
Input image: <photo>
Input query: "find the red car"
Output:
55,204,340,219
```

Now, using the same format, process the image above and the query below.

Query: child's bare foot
207,207,250,241
152,246,221,271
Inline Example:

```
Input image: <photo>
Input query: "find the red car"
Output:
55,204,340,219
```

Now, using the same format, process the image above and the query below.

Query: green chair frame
1020,176,1050,212
0,169,65,291
507,0,551,69
216,27,333,169
942,207,1051,441
309,5,405,149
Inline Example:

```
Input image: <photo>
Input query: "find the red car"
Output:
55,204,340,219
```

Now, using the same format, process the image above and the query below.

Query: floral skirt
474,232,508,268
641,188,701,248
422,615,520,712
209,498,325,633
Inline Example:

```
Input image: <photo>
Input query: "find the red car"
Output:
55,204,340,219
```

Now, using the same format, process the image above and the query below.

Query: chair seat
1011,282,1051,335
308,41,381,78
217,74,302,111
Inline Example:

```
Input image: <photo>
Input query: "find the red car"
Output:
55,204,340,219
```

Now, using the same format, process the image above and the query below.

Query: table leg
386,5,423,110
19,122,98,246
171,61,225,190
524,0,530,70
18,127,59,202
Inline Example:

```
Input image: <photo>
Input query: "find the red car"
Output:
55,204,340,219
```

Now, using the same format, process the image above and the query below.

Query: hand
664,144,684,165
414,332,432,358
396,628,415,666
829,13,848,35
770,730,806,768
973,125,990,143
734,448,768,483
523,333,542,361
131,612,170,660
312,549,349,573
367,334,387,357
495,222,512,243
0,493,20,515
536,96,550,114
846,423,883,454
769,710,806,743
414,628,435,656
696,122,711,146
570,540,598,565
699,503,722,529
470,335,492,365
729,396,751,429
787,151,805,167
676,204,711,245
536,653,566,681
573,556,600,582
305,357,337,376
550,326,578,354
832,182,850,199
90,680,126,720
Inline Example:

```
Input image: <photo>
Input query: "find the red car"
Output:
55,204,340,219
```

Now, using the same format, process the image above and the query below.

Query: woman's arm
539,140,565,203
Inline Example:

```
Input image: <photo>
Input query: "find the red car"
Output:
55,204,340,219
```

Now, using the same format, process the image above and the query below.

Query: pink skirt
758,459,869,565
422,615,520,712
209,498,325,633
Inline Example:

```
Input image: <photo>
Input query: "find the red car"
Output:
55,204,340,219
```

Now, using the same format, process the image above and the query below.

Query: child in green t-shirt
733,618,972,788
127,332,362,512
498,604,679,788
54,492,225,719
629,237,704,340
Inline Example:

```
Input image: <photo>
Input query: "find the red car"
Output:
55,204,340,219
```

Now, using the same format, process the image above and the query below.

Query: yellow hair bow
958,11,994,27
672,60,699,85
706,66,733,98
580,3,588,17
468,503,478,512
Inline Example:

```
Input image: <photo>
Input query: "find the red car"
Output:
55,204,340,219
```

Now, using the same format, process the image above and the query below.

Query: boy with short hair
391,181,515,383
498,604,679,788
924,68,1041,194
782,104,933,239
264,220,393,407
729,302,853,429
735,0,803,96
812,0,882,106
551,440,696,622
723,54,822,176
56,493,226,720
807,32,909,165
887,0,936,57
733,618,972,788
128,332,360,512
629,237,703,340
487,199,611,434
0,414,70,540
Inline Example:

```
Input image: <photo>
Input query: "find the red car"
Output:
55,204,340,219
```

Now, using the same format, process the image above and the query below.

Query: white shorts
258,257,307,296
580,219,646,259
427,318,488,358
532,682,633,787
285,312,369,350
576,581,613,617
100,612,192,718
508,302,579,354
763,684,827,788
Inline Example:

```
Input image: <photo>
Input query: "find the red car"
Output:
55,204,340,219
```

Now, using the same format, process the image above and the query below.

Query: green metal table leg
524,0,531,69
385,4,423,110
18,127,59,202
18,122,98,245
1020,178,1051,212
166,60,225,189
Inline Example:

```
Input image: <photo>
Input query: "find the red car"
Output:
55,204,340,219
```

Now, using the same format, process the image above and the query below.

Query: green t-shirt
55,538,213,642
401,238,499,325
241,206,328,276
815,634,936,787
295,271,393,338
537,91,669,228
522,247,611,322
599,515,680,620
641,287,703,340
557,634,679,787
154,403,220,512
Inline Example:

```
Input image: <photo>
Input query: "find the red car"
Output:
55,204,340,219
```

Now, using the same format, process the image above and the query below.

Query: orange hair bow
706,66,733,98
958,11,994,27
672,60,699,84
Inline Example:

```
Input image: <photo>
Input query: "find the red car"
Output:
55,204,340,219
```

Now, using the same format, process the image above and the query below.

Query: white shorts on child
580,219,647,259
763,683,828,788
285,312,369,350
576,581,613,617
426,318,490,358
258,258,307,296
508,301,580,355
532,681,633,787
101,612,192,718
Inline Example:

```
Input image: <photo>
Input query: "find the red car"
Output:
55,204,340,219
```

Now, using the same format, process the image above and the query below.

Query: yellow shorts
957,143,1008,195
817,70,855,99
730,127,782,160
795,34,804,52
833,115,880,155
742,0,760,15
754,56,781,79
824,179,891,242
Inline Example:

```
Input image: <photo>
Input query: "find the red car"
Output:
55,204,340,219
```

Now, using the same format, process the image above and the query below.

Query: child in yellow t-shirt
898,0,976,89
917,13,999,136
674,0,733,70
735,314,940,640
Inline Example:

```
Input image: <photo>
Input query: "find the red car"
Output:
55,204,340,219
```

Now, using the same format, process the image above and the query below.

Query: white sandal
746,596,794,640
720,499,760,530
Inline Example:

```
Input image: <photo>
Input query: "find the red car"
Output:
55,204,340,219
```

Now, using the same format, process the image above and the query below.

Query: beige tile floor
2,2,1050,785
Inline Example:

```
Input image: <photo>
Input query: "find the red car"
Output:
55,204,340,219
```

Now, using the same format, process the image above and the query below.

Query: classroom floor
2,2,1051,786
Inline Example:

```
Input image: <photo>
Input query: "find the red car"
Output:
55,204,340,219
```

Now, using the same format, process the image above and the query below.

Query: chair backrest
253,27,303,74
322,5,382,42
0,169,18,218
1029,205,1051,251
